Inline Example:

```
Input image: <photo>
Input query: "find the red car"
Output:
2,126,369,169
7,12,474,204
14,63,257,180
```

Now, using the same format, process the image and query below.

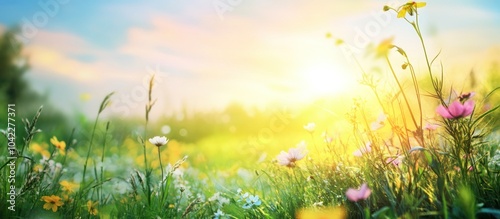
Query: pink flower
303,122,316,133
386,156,404,167
436,100,474,119
370,121,383,131
424,123,439,131
370,113,387,131
346,183,371,202
324,136,333,144
353,142,372,157
276,144,307,168
458,92,475,102
322,132,333,144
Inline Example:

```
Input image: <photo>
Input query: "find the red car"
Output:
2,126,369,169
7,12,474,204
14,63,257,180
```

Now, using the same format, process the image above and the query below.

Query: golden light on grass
2,1,499,218
296,206,346,219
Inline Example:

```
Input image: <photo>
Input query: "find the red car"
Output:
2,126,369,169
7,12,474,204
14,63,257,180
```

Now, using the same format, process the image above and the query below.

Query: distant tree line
0,27,68,140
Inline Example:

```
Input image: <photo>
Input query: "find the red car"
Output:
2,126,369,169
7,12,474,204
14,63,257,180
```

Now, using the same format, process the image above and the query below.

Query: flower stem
82,113,99,187
158,147,164,184
385,56,418,130
99,121,110,203
413,11,445,104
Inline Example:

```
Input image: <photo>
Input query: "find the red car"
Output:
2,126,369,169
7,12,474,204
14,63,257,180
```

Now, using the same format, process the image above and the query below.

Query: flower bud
402,63,408,69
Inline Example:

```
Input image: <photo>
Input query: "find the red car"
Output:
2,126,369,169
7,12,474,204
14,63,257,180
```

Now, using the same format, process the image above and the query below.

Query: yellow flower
87,200,98,215
31,143,51,158
376,37,395,57
397,1,426,18
62,194,69,201
41,195,64,212
50,136,66,155
60,180,79,193
33,164,44,172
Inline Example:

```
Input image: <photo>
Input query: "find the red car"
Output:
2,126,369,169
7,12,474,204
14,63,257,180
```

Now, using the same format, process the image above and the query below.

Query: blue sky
0,0,499,117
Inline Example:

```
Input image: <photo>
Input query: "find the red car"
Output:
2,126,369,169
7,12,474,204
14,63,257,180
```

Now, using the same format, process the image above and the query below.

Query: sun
296,62,354,97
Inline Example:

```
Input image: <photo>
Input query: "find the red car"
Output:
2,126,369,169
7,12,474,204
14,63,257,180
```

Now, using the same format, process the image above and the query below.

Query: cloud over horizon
1,0,499,117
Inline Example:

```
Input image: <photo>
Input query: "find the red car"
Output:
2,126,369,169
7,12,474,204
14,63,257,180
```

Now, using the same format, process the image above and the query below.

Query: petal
462,100,475,117
290,147,306,160
50,137,58,145
371,122,383,131
416,2,426,8
397,8,407,18
365,144,372,153
436,105,453,119
353,149,362,157
288,148,298,156
297,150,307,160
359,183,367,194
276,152,291,166
424,123,439,130
469,92,476,98
346,188,359,202
377,113,387,122
362,188,372,199
448,101,465,118
359,184,372,199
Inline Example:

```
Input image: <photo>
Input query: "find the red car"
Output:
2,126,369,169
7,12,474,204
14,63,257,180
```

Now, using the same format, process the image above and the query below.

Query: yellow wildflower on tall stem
397,1,426,18
41,195,63,212
60,180,79,193
50,136,66,155
87,200,98,215
31,143,50,158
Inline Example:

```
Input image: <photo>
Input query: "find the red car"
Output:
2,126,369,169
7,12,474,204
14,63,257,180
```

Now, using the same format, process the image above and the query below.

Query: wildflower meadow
1,1,500,219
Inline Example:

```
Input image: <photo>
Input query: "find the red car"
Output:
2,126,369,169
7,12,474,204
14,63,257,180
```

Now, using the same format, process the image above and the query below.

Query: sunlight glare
297,63,353,97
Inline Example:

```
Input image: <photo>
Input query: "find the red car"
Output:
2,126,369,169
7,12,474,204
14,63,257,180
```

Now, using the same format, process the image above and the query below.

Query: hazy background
0,0,499,118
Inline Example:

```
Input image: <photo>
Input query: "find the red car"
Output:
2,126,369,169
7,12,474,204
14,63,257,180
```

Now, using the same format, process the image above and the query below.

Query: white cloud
10,0,500,116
